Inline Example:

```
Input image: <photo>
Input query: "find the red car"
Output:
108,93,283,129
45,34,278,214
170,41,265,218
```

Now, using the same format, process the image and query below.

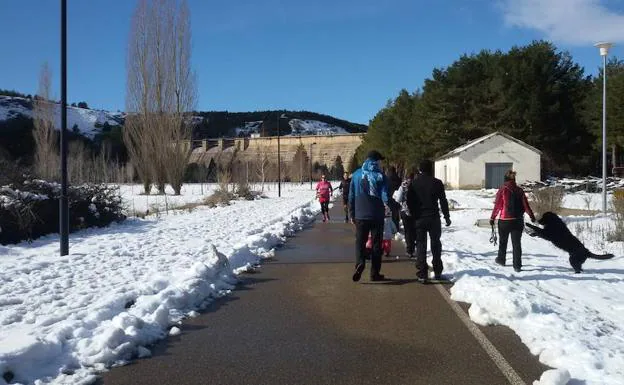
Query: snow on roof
436,131,542,161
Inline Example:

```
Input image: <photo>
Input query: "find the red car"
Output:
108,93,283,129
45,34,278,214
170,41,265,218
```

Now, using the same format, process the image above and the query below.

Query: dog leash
489,224,497,246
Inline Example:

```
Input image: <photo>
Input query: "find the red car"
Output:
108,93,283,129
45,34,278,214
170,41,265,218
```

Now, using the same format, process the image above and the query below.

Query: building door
485,163,512,189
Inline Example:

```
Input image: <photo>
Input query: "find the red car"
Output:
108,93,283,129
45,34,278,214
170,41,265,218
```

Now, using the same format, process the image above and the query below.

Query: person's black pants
389,202,400,231
355,219,384,277
400,213,416,255
320,201,329,215
342,198,349,220
497,219,524,269
414,216,442,278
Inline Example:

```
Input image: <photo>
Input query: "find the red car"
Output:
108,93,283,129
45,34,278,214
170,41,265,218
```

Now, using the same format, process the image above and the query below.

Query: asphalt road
100,202,549,385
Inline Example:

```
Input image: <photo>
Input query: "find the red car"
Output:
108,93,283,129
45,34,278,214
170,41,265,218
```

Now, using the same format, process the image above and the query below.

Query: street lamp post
277,113,287,197
309,142,316,190
60,0,69,256
595,42,613,214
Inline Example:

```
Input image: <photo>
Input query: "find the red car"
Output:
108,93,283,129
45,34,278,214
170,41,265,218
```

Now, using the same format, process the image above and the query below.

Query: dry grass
557,207,600,216
530,186,565,216
204,188,234,207
235,182,256,200
608,190,624,241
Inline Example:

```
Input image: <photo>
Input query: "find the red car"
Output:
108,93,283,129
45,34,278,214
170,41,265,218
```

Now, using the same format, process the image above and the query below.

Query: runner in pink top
315,175,334,222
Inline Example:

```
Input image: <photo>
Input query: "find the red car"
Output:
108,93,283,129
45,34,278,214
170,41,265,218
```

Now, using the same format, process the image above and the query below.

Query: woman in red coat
490,170,536,272
315,174,333,222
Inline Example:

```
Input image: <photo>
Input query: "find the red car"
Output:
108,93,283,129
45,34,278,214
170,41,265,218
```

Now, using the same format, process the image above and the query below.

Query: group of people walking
345,150,452,283
315,150,536,283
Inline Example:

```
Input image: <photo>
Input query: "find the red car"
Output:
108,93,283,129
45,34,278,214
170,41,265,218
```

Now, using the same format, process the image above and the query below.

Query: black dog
526,211,614,273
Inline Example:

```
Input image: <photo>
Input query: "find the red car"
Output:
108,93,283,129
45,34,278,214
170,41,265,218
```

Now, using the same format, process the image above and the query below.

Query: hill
0,94,368,141
0,95,124,140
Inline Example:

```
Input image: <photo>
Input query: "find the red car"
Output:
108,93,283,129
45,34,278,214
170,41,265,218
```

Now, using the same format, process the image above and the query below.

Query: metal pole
277,115,281,197
602,54,607,214
60,0,69,256
309,144,313,190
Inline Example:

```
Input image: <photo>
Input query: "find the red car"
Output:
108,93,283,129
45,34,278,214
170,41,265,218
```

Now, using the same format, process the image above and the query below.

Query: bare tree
68,140,89,183
124,0,154,194
255,146,275,191
125,0,196,196
33,62,59,181
289,145,308,183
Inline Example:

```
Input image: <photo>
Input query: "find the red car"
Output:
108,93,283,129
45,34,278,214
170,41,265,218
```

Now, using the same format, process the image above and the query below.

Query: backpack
505,186,525,218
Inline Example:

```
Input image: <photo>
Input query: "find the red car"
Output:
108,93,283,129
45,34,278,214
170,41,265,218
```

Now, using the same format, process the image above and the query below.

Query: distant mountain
0,93,368,142
0,95,124,139
192,110,367,140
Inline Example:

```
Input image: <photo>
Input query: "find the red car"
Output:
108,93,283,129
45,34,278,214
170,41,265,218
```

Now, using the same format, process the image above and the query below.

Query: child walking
366,210,397,257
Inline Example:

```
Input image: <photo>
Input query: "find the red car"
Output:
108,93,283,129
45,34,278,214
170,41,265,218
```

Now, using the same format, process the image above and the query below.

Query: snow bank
0,189,320,384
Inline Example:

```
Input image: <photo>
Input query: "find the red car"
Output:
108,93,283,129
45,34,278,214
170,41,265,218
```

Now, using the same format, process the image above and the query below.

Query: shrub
235,181,255,200
203,188,234,207
608,189,624,241
530,186,565,216
0,179,125,244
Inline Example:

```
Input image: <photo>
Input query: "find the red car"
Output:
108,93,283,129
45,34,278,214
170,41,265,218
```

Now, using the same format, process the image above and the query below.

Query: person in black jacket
337,172,352,223
406,159,451,282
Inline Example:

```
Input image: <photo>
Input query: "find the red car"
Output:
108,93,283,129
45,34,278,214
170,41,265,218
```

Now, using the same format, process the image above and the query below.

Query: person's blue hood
362,158,381,173
360,158,385,200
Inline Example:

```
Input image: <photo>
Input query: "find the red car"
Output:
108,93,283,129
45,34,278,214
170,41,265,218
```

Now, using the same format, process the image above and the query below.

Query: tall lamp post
595,42,613,214
60,0,69,255
309,142,317,190
277,113,288,197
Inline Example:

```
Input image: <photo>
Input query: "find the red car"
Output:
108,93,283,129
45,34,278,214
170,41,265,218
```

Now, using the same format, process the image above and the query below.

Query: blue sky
1,0,623,124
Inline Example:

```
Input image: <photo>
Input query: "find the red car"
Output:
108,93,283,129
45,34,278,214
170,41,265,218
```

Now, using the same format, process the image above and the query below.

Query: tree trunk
612,144,617,176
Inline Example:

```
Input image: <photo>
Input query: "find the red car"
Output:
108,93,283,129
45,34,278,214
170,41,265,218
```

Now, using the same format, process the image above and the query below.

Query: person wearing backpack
490,169,536,272
392,171,416,259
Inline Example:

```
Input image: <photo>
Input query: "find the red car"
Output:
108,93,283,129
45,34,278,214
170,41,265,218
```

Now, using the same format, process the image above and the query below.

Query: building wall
457,135,540,188
434,157,460,188
187,134,364,168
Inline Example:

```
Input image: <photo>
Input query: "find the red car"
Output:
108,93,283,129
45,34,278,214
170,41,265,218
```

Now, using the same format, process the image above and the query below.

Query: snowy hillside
0,96,124,139
234,119,350,137
235,121,263,136
288,118,349,136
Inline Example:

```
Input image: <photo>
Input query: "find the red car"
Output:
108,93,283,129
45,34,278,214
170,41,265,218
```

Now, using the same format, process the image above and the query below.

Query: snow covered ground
0,187,622,385
118,182,319,215
0,184,322,384
444,190,624,385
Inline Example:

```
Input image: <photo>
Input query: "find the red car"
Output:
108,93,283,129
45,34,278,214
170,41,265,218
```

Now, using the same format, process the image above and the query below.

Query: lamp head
594,42,613,56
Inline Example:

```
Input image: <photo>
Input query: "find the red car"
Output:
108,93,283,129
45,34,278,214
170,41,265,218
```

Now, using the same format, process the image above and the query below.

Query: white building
434,132,541,189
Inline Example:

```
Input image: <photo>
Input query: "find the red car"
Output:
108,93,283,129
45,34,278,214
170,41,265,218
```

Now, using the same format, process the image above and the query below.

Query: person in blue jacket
348,150,389,282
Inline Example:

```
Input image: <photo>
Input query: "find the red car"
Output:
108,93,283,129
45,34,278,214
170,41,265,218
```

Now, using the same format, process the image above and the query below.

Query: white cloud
502,0,624,45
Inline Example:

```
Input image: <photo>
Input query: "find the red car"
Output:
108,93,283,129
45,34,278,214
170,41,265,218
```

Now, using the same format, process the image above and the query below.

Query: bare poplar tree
124,0,154,194
289,145,308,183
124,0,196,196
164,0,195,195
33,62,59,181
255,146,275,192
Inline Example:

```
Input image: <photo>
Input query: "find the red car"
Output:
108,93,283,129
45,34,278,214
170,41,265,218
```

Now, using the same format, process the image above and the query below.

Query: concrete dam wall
186,134,364,167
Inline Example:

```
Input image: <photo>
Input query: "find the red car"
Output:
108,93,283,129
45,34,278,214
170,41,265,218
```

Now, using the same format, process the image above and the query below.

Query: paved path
100,203,549,385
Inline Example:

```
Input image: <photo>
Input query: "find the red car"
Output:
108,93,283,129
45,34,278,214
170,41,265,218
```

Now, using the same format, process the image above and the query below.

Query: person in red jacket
490,170,536,272
316,174,334,222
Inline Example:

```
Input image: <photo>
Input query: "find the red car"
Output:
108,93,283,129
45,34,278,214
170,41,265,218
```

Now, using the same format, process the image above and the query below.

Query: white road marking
434,284,528,385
